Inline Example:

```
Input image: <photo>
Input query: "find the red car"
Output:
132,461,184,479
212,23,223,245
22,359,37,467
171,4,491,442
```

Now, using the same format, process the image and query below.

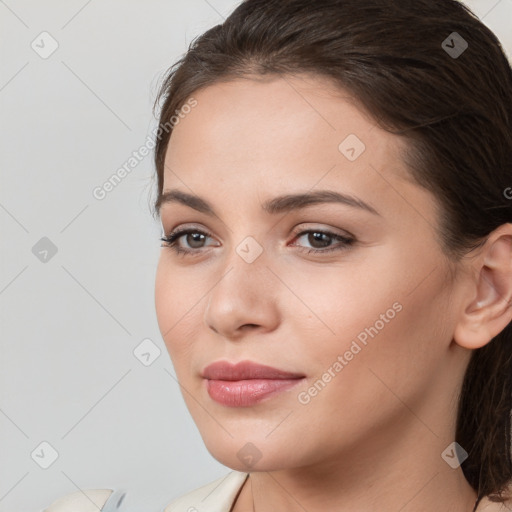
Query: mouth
201,360,306,407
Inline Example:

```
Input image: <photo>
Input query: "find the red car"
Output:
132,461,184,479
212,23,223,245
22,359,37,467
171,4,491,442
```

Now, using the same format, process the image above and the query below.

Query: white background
1,1,511,511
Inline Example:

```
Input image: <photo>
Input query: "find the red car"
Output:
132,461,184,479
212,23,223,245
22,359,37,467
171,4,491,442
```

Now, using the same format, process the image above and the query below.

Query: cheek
287,252,448,393
154,258,199,362
154,259,174,336
280,256,403,351
288,297,441,451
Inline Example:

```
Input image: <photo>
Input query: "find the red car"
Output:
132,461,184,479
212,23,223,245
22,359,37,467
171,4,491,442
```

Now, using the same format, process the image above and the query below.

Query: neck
236,411,478,512
246,456,477,512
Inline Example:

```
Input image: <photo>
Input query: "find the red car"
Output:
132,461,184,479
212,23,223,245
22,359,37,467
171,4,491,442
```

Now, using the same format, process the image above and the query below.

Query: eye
290,229,355,254
160,227,355,257
160,227,217,256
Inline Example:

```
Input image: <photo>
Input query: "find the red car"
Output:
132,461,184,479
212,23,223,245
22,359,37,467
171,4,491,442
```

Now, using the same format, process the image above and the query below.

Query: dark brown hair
151,0,512,503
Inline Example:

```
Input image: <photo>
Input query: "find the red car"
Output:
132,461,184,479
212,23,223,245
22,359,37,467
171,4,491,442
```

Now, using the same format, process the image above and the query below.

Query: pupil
310,232,330,248
188,233,205,248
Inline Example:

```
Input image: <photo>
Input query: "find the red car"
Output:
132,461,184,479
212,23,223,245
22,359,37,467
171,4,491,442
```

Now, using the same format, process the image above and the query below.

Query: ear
453,223,512,350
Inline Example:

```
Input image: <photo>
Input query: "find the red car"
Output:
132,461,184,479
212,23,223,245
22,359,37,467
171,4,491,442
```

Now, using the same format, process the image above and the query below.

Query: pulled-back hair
151,0,512,503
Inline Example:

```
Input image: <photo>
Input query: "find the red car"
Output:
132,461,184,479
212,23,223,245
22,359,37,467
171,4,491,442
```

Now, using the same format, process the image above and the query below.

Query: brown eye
291,229,355,254
160,228,217,256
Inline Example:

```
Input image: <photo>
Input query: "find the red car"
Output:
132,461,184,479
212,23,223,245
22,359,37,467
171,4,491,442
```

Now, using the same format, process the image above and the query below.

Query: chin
202,436,300,473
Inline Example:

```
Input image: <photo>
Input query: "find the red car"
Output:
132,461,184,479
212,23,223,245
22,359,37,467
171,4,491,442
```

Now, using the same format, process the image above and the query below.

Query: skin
154,74,512,512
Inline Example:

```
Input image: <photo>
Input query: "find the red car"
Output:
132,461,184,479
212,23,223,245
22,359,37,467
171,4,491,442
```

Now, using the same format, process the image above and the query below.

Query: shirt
42,471,250,512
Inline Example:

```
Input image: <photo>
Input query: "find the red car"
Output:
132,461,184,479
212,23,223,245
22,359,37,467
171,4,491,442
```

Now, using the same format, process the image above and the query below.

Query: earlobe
453,225,512,350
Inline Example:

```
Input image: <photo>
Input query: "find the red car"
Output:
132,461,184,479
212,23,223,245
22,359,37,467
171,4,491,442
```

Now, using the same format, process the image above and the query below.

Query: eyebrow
156,189,381,217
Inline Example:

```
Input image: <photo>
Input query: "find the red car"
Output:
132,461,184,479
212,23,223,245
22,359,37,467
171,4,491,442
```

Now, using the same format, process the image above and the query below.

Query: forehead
162,75,429,222
167,74,396,164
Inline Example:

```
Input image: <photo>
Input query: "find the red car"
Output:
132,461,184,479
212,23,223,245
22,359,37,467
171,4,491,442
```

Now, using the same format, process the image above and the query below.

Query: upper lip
201,360,305,380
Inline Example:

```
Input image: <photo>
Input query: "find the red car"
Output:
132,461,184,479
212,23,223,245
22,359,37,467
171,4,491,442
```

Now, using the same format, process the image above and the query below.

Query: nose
203,247,280,340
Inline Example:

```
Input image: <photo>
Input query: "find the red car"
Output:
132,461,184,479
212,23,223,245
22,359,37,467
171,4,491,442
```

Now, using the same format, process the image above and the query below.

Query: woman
44,0,512,510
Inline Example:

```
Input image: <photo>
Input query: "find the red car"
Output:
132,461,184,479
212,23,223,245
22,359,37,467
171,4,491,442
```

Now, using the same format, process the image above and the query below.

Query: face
154,74,470,473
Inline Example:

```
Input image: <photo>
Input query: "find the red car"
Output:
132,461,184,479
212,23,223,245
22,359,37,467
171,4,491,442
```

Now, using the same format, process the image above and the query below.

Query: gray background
0,1,511,511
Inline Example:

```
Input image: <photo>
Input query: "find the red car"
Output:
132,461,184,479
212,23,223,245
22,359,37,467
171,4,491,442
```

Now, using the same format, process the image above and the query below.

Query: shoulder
163,470,249,512
478,498,512,512
42,488,115,512
478,482,512,512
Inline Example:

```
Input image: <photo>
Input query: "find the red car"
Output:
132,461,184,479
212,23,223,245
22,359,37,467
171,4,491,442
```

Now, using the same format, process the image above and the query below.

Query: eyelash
159,227,355,257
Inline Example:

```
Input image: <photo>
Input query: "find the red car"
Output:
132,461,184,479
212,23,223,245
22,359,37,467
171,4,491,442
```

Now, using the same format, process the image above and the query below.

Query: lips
201,360,306,407
201,360,305,380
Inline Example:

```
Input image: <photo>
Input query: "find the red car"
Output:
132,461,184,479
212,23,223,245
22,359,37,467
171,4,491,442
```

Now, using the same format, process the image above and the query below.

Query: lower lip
205,378,304,407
